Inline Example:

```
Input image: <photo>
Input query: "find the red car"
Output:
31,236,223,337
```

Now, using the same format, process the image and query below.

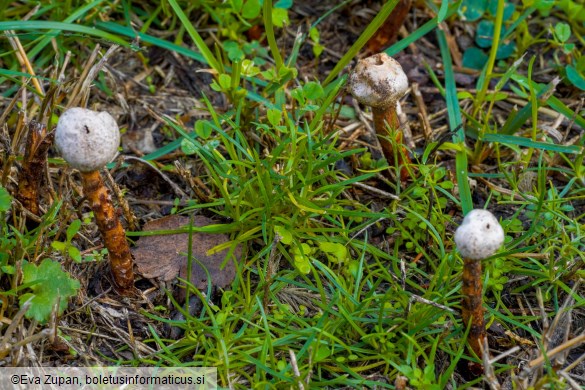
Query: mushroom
55,107,134,294
454,209,504,358
348,52,410,180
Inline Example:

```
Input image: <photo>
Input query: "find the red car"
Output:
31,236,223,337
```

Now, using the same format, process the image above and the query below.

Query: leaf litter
132,214,241,301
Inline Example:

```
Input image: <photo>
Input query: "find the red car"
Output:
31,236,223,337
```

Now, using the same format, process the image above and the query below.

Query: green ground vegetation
0,0,584,388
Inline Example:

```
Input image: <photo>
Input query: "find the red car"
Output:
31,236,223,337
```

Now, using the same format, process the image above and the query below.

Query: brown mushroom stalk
81,170,134,291
366,0,413,53
454,209,505,359
461,256,485,357
55,107,134,294
348,53,411,180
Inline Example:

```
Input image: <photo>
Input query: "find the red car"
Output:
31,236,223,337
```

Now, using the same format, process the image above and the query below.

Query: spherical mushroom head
455,209,504,260
348,52,408,109
55,107,120,172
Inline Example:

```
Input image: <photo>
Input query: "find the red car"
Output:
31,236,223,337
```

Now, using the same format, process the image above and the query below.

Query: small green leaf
241,59,260,76
302,81,324,100
261,68,276,81
195,120,213,139
534,0,555,13
290,87,305,104
318,241,347,263
563,43,575,53
278,65,297,79
20,259,80,323
224,41,245,61
457,91,474,100
496,41,516,60
68,246,82,263
66,219,81,242
267,108,282,126
274,225,292,244
485,92,508,102
554,22,571,43
219,74,232,90
297,261,311,274
475,20,494,48
338,105,356,120
51,241,67,252
566,65,585,91
462,46,489,70
309,27,320,42
231,0,243,12
181,138,198,155
312,43,324,58
293,243,312,256
314,345,331,362
461,0,487,21
274,0,293,9
271,8,289,27
242,0,261,19
0,186,11,212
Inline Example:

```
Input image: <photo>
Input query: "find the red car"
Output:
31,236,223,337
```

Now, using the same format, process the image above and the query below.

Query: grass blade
436,29,472,214
482,134,582,154
507,74,585,131
167,0,221,73
97,21,205,63
0,21,129,46
27,0,106,59
385,1,461,56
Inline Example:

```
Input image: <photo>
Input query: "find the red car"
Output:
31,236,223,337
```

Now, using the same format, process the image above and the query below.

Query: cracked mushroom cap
454,209,504,260
348,52,408,108
55,107,120,172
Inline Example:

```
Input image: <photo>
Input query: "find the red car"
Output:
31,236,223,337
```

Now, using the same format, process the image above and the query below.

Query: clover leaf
19,259,80,323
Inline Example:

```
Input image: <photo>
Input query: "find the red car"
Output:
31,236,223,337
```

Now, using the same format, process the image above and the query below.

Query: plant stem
81,170,134,294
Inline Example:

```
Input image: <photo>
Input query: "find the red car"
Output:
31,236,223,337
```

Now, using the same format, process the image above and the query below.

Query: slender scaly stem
372,105,411,181
461,258,485,358
81,170,134,293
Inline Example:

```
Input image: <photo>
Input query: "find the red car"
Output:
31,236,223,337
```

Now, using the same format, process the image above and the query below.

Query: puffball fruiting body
55,107,120,172
348,52,409,109
454,209,504,260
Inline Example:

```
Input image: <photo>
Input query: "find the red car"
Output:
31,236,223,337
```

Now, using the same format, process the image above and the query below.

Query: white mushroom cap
348,53,408,108
55,107,120,172
454,209,504,260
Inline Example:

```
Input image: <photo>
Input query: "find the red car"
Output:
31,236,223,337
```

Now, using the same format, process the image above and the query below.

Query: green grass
0,0,584,388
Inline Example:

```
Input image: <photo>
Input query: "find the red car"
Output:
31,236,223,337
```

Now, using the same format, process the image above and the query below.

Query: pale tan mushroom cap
348,53,408,108
55,107,120,172
454,209,504,260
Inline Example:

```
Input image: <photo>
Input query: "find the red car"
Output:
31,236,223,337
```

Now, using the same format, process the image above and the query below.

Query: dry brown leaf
132,215,240,295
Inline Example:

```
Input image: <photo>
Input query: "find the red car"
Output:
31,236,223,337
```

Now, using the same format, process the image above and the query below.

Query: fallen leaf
132,215,240,296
